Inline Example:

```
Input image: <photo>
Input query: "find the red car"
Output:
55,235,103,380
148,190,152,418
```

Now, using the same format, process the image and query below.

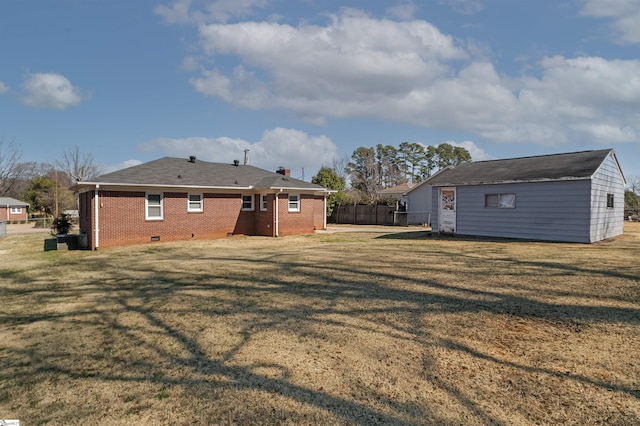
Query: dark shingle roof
427,149,615,186
81,157,327,191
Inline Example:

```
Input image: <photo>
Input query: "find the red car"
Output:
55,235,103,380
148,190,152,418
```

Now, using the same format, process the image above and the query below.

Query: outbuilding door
439,187,456,233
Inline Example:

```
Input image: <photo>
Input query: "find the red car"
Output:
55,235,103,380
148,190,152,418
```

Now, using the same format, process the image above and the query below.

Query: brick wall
79,191,94,248
0,206,28,222
254,194,276,236
277,193,317,236
313,196,325,230
79,190,325,248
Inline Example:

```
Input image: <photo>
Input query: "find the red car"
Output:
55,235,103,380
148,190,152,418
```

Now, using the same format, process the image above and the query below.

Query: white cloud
154,0,268,24
21,72,86,110
138,127,338,178
174,8,640,147
0,81,8,94
192,9,466,114
579,0,640,44
449,140,493,161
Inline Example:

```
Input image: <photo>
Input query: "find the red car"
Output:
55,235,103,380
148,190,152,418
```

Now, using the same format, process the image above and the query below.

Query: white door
439,187,456,233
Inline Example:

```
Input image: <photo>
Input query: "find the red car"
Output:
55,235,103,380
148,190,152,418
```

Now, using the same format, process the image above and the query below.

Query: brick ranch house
0,197,29,222
77,156,331,249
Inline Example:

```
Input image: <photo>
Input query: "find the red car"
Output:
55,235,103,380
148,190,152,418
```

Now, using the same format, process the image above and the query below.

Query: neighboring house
378,182,416,203
428,149,625,243
77,156,330,249
0,197,29,222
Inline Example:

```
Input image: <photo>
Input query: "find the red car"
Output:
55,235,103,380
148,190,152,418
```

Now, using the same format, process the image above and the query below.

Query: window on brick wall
10,207,22,214
260,194,268,211
188,193,203,212
146,193,164,220
241,194,254,211
288,194,300,212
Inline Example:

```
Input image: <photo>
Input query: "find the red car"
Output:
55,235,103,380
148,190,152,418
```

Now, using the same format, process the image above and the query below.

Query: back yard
1,224,639,425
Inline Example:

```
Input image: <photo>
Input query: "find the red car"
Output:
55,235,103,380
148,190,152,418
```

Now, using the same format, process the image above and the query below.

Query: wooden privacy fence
330,204,407,226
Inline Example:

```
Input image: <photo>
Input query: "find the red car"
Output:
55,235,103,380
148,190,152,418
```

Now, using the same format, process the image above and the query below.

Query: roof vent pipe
189,155,196,163
233,159,240,166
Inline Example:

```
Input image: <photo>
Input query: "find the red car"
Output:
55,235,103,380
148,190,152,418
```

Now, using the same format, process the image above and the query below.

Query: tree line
0,140,100,218
313,142,471,213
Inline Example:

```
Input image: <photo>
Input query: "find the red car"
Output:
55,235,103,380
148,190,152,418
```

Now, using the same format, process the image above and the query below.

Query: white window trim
241,194,254,211
260,194,268,211
146,192,164,220
188,193,203,212
10,207,22,214
288,194,300,212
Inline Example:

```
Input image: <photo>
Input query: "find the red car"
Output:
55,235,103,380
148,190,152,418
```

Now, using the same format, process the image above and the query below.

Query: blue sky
1,0,639,181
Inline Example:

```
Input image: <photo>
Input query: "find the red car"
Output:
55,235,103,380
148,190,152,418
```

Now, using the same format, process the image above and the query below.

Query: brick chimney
276,167,290,176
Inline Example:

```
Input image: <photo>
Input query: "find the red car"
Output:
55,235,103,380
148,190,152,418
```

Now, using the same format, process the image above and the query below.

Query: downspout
275,190,280,237
94,184,100,249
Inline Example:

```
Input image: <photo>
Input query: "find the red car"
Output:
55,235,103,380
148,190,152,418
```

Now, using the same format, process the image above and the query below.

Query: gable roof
0,197,29,207
427,149,616,187
79,157,328,192
379,182,416,195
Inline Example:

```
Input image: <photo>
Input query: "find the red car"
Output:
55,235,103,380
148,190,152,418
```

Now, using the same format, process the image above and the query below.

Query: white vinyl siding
146,193,163,220
590,153,625,241
432,180,594,243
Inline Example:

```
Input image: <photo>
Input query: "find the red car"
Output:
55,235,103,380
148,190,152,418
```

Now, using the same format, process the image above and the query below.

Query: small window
288,194,300,212
241,195,254,211
10,207,22,214
607,193,614,208
188,194,203,212
260,194,268,211
485,193,515,209
146,193,164,220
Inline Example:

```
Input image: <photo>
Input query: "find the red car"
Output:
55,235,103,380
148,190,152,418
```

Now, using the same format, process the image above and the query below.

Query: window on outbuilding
242,195,254,211
607,193,614,208
146,193,164,220
485,193,516,209
10,207,22,214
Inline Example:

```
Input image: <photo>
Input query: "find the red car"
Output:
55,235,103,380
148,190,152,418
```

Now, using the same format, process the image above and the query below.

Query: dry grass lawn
1,224,639,425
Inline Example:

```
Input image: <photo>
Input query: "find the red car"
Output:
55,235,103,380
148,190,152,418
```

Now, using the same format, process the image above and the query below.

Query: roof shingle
82,157,327,191
427,149,615,186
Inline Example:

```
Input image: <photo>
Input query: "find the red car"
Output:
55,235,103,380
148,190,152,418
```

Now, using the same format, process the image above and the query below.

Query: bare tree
0,139,23,197
57,145,101,184
627,175,640,194
56,146,101,212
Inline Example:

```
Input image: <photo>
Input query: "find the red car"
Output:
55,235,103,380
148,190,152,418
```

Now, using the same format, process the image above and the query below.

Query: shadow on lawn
2,237,639,424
